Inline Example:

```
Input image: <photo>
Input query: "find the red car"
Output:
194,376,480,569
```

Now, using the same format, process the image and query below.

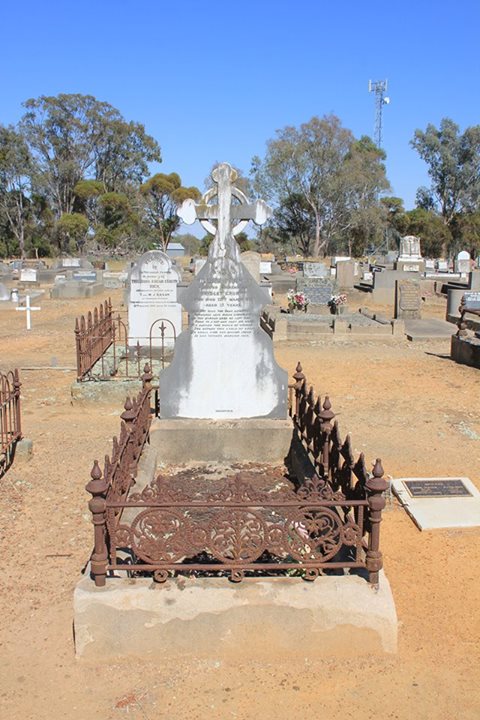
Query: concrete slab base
74,571,398,661
71,379,143,405
149,416,294,464
392,476,480,530
405,319,457,341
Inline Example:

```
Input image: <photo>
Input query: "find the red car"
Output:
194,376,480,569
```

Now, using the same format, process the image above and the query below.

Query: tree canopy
251,115,390,257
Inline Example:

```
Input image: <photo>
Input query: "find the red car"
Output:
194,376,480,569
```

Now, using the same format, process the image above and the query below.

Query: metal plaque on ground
391,476,480,530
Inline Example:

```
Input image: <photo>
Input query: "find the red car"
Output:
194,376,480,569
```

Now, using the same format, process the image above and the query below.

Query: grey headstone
297,277,334,305
395,279,421,319
0,282,10,301
303,262,328,278
241,251,261,283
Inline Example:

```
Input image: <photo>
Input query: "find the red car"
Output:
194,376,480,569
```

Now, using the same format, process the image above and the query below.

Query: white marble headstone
399,236,422,260
160,162,287,419
20,268,37,283
128,250,182,348
456,251,471,274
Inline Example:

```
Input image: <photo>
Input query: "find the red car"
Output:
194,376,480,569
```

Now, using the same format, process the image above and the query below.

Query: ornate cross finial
177,162,272,260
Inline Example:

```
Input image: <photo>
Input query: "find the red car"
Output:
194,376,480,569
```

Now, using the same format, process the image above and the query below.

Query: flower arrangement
287,289,309,312
328,293,347,307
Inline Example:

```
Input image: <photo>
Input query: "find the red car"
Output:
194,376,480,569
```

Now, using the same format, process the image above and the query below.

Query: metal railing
0,369,22,474
75,300,176,381
85,362,387,588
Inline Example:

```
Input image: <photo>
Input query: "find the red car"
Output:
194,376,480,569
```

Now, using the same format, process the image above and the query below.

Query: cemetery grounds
1,287,479,720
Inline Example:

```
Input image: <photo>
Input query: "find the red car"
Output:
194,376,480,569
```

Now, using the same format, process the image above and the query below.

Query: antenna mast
368,79,390,148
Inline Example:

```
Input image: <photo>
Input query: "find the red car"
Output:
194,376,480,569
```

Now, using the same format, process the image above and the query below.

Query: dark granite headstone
463,291,480,310
297,277,334,305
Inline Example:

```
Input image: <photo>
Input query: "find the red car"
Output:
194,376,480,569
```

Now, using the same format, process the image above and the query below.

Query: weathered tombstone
396,235,424,272
241,251,261,283
456,251,471,274
260,260,272,275
19,268,38,284
463,291,480,311
395,279,421,319
425,259,435,271
296,276,334,306
303,262,328,278
437,259,449,272
0,282,10,301
61,258,81,268
336,260,355,288
128,250,182,348
159,162,287,419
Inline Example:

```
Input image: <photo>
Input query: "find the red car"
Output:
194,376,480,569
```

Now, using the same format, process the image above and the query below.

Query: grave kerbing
159,163,288,419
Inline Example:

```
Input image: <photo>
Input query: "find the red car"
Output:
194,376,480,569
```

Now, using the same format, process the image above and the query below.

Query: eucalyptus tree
19,93,161,218
140,172,200,251
251,115,390,257
0,125,33,258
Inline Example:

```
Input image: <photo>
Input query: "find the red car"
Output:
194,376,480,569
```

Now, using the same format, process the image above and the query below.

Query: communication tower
368,79,390,148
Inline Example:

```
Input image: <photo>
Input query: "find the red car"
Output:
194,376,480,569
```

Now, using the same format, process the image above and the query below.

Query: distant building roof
168,243,185,250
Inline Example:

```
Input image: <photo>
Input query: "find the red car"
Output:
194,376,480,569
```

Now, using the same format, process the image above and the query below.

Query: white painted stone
331,256,351,266
304,262,328,278
128,250,182,348
20,268,37,283
437,260,449,272
194,258,207,275
392,476,480,530
160,162,287,419
456,250,471,274
398,236,422,260
260,260,272,274
62,258,81,267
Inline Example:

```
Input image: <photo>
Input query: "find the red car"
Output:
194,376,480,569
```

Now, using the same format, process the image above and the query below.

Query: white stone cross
177,162,272,258
16,294,40,330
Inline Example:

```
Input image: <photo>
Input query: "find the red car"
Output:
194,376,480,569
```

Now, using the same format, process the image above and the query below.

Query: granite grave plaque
303,262,328,278
297,277,334,305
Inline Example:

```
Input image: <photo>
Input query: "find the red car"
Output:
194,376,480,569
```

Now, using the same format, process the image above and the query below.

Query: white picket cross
16,295,40,330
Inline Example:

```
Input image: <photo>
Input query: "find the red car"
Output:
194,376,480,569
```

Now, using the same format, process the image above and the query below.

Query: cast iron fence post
319,396,335,477
13,369,22,439
293,362,305,419
365,458,387,587
141,363,153,390
86,460,109,587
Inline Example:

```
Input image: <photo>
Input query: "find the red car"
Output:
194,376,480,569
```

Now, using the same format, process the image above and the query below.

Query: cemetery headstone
456,250,471,274
395,279,421,319
463,291,480,311
260,260,272,275
19,268,38,284
396,235,424,272
296,276,334,305
303,262,328,278
72,270,97,282
160,162,287,419
0,282,9,301
128,250,182,348
336,260,355,288
0,262,10,276
241,251,262,283
437,259,449,272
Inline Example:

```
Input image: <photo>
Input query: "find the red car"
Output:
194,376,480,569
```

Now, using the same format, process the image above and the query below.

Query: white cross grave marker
16,294,40,330
177,163,271,260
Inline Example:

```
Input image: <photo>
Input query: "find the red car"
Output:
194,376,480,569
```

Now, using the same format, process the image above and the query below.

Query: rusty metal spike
308,386,315,404
373,458,384,478
90,459,102,480
124,396,133,412
75,318,79,332
314,395,321,413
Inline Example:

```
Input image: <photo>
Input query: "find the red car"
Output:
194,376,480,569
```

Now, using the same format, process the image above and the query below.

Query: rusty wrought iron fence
0,369,22,472
86,361,387,588
75,300,176,381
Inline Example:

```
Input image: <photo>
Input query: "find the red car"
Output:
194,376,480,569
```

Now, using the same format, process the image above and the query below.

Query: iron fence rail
86,361,387,588
75,300,176,381
0,369,22,468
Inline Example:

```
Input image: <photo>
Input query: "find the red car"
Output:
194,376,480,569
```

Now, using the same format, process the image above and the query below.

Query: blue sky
1,0,479,212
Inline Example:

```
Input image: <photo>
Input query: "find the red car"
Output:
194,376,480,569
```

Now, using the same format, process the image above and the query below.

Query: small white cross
16,294,40,330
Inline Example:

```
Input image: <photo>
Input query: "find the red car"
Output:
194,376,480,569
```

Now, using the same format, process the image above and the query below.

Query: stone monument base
74,572,398,661
395,259,425,273
149,416,294,464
